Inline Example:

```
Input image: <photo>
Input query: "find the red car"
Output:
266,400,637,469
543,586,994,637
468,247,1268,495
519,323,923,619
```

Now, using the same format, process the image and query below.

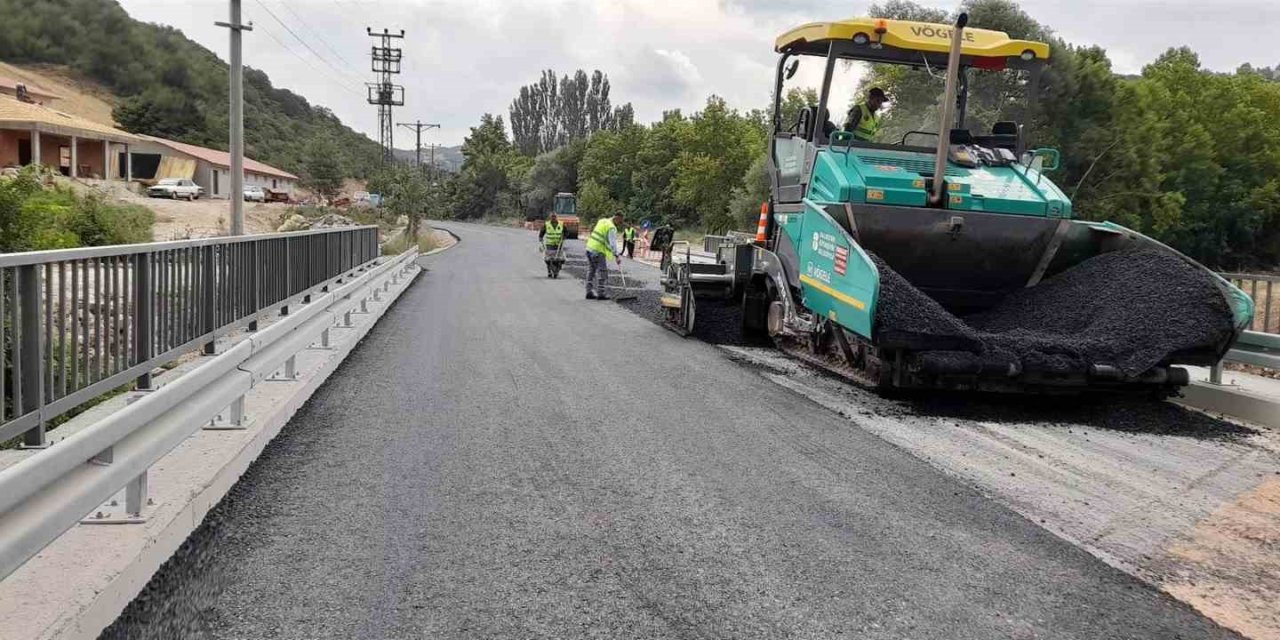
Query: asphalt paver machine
660,14,1253,394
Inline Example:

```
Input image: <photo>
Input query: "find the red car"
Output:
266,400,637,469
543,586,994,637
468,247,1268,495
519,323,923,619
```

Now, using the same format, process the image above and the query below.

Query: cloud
620,48,703,103
115,0,1278,146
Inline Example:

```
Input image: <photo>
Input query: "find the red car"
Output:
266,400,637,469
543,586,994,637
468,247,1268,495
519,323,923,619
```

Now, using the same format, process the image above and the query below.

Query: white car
244,186,266,202
147,179,203,201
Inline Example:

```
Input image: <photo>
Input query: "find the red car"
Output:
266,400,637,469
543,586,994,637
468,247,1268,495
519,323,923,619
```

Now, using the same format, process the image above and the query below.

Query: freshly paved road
105,222,1239,639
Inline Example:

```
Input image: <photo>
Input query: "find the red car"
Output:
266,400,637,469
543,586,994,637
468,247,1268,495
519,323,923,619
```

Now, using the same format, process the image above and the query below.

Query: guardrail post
134,253,154,390
18,264,45,447
1210,360,1224,385
202,245,216,355
125,471,148,519
268,355,297,382
206,395,249,430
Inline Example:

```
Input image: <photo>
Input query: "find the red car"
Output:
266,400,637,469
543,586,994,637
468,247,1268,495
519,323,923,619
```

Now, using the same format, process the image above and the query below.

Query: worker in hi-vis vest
538,213,565,277
584,213,623,300
622,222,638,259
844,87,888,142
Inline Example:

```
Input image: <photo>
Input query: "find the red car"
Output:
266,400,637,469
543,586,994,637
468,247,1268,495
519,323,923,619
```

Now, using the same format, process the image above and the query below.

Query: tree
671,96,766,231
449,114,531,219
523,139,587,218
370,165,437,236
777,87,819,132
577,180,620,223
508,69,633,155
301,138,346,202
729,154,771,231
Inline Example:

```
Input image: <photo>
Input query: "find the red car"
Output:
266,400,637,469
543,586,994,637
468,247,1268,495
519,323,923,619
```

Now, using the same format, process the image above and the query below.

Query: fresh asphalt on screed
102,223,1239,640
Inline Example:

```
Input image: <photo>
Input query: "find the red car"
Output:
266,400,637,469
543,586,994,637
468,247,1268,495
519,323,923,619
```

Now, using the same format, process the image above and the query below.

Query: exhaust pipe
930,12,968,205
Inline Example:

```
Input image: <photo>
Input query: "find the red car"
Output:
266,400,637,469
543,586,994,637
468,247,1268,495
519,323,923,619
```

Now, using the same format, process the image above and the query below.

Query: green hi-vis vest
586,218,617,261
544,220,564,246
623,227,637,241
852,104,881,142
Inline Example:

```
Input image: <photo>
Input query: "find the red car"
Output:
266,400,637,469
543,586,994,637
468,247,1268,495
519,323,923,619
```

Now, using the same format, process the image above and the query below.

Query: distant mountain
0,0,383,178
392,145,464,172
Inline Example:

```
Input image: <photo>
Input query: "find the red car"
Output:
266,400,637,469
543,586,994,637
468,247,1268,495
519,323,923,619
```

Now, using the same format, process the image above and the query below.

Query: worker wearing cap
622,222,638,259
844,87,888,142
539,213,565,277
584,213,623,300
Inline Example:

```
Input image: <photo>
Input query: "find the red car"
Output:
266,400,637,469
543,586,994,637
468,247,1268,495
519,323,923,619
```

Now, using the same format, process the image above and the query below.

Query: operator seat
972,121,1021,152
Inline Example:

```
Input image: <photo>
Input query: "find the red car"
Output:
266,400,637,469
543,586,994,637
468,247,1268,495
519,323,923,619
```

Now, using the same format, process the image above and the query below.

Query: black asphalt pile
873,249,1235,377
871,254,984,353
561,254,762,346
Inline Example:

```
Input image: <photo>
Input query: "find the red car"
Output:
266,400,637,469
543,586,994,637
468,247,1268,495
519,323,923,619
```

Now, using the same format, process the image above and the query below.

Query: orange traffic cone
755,202,769,244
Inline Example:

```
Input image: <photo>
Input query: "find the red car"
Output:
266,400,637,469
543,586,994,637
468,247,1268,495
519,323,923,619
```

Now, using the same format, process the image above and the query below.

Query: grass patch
382,226,443,255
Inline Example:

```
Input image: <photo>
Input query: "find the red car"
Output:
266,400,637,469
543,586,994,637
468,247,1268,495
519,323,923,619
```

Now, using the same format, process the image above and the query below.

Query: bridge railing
1221,272,1280,334
0,226,380,448
0,244,417,581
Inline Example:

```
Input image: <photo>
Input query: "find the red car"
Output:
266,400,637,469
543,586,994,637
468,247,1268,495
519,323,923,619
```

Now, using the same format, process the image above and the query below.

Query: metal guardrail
1225,331,1280,369
1221,272,1280,334
0,248,418,580
0,227,380,448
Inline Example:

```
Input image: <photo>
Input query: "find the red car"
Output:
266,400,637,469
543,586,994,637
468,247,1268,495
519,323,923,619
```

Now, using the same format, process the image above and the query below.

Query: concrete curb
421,226,461,258
1176,380,1280,429
0,263,422,640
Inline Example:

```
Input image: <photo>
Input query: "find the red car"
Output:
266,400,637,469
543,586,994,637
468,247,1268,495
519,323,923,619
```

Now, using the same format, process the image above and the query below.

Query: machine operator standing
584,213,623,300
843,87,888,142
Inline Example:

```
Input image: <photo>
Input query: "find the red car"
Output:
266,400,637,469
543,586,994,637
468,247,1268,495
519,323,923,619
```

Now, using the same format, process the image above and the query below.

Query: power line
252,0,360,88
252,18,363,96
276,0,363,76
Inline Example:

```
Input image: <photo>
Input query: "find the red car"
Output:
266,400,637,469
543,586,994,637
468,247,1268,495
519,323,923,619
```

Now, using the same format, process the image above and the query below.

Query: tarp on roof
154,156,196,181
140,136,299,181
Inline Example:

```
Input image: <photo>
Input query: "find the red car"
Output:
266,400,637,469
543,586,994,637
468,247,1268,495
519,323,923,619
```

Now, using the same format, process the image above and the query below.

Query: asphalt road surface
104,222,1240,639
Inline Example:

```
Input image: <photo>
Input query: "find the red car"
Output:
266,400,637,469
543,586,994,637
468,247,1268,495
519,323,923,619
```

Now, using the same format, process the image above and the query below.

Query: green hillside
0,0,382,178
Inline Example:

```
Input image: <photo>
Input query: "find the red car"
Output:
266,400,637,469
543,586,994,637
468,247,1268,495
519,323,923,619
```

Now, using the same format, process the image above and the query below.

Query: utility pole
216,2,253,235
427,143,442,179
367,27,405,163
397,121,440,169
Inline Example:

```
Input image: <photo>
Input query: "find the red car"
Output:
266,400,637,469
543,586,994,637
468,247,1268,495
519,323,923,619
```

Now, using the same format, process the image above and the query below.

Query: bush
0,167,154,252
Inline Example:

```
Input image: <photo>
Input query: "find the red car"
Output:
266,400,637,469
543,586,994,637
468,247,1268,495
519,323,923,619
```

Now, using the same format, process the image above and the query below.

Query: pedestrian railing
1221,272,1280,334
0,227,379,448
0,242,416,581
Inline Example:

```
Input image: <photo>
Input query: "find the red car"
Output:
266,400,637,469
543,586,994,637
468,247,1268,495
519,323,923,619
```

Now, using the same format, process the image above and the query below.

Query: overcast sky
116,0,1279,147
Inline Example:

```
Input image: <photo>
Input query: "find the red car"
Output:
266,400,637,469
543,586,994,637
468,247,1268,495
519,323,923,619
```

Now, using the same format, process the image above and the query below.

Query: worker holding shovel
584,213,623,300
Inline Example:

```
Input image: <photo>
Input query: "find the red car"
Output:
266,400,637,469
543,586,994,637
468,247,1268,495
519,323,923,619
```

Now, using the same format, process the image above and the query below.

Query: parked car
147,179,203,201
244,185,266,202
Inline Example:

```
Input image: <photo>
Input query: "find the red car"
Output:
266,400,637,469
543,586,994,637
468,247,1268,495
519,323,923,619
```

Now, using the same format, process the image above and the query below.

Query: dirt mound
874,249,1235,377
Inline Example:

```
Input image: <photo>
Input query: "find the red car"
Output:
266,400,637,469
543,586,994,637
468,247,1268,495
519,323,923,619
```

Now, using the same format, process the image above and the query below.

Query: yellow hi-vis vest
852,104,881,142
623,227,637,241
586,218,617,261
544,219,564,246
